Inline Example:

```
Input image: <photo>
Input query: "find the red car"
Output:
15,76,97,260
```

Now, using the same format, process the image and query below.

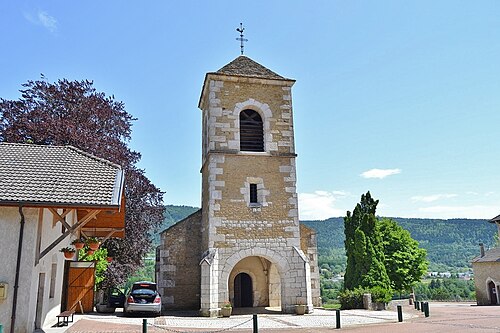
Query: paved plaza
38,302,500,333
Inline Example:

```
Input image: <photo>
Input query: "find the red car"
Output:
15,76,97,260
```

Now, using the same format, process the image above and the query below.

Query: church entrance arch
228,256,282,309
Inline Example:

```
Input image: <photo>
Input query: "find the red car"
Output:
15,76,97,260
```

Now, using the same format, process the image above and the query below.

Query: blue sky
2,1,499,220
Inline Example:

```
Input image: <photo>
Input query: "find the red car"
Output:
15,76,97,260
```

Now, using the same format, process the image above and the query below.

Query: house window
249,184,258,204
240,109,264,152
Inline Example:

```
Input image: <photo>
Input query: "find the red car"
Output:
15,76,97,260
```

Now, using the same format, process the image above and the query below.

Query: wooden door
234,273,253,307
66,262,95,312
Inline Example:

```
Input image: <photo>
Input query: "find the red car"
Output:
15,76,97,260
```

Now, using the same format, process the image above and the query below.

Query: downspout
10,206,25,333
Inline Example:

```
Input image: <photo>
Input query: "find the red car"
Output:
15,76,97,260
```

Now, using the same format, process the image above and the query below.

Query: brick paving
61,302,500,333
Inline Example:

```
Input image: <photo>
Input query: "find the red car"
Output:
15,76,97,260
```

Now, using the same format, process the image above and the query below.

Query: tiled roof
0,143,123,207
471,247,500,263
214,56,289,80
490,214,500,223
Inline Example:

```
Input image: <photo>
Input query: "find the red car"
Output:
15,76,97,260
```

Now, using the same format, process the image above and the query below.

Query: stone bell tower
197,55,319,316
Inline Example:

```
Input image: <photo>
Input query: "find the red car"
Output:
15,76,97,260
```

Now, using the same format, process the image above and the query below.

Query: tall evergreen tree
344,191,391,290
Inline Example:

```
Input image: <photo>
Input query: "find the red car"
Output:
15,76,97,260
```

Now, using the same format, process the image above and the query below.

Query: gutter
10,206,25,333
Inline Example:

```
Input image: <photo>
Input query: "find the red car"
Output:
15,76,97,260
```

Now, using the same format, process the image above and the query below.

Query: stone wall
199,76,296,158
300,223,321,307
472,261,500,305
158,210,202,310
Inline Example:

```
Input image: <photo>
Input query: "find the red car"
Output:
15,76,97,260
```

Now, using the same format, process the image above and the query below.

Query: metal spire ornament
236,23,248,55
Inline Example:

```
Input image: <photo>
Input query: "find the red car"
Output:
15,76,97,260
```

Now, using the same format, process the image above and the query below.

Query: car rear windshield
131,289,156,296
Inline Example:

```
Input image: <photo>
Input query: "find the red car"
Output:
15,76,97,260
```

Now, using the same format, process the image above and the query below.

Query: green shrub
338,288,367,309
370,286,392,303
339,287,393,309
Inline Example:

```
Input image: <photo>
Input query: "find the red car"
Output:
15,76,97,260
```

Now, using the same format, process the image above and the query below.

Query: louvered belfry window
240,109,264,152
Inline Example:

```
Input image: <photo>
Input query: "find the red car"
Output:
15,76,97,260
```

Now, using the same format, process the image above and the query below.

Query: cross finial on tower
236,23,248,55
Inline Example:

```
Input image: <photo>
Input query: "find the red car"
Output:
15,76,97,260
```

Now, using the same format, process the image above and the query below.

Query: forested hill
152,205,497,270
303,217,497,270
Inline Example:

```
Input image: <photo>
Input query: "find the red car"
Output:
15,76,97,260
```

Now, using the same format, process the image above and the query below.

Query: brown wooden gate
65,262,95,312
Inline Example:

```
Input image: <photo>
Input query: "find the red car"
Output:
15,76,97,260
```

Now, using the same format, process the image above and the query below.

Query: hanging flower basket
60,247,76,260
86,237,100,250
71,239,85,250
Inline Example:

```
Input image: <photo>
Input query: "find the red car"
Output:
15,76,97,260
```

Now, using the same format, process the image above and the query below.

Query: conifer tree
344,191,391,290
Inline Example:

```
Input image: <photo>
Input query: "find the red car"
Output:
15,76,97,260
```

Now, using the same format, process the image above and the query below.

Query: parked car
123,281,161,316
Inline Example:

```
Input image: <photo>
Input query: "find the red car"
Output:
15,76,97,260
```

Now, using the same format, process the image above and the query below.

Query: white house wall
0,207,73,333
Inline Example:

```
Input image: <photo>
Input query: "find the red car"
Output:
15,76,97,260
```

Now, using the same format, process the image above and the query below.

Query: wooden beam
49,208,73,230
38,209,101,261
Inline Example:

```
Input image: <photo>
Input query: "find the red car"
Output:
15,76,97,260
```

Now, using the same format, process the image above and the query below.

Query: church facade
157,56,320,316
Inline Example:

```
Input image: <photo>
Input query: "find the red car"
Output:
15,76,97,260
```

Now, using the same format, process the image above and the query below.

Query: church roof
214,55,289,80
472,247,500,263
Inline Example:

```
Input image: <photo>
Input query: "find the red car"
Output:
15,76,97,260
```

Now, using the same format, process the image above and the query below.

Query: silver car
124,281,161,316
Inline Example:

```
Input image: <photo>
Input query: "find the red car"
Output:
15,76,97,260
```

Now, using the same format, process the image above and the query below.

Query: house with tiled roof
0,143,125,333
158,55,320,316
472,216,500,305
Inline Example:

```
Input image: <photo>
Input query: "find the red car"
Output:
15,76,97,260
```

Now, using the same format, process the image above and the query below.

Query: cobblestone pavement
60,302,500,333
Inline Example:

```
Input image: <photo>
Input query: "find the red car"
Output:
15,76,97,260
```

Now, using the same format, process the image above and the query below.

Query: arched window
240,109,264,152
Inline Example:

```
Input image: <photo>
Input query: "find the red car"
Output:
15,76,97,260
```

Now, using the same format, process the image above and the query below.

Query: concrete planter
220,307,232,317
295,305,306,315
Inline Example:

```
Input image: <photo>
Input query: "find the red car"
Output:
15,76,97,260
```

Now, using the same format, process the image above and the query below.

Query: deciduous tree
379,218,428,292
0,77,164,286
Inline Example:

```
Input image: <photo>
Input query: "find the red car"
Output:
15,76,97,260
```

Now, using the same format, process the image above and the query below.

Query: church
156,55,320,316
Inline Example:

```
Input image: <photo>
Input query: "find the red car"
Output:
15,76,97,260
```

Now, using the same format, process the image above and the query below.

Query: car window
131,288,156,296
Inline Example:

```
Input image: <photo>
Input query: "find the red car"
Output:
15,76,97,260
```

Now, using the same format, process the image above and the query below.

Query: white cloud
411,194,458,203
360,168,401,179
24,10,57,33
298,191,346,220
417,205,499,219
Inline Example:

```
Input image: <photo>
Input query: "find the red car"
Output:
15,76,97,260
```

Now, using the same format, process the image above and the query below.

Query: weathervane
236,23,248,55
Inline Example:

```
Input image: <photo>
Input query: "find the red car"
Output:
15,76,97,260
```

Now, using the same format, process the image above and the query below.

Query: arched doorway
488,281,498,305
228,256,281,309
234,273,253,307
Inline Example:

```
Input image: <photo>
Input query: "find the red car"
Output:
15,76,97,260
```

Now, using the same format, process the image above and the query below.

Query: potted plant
87,249,95,255
60,247,76,260
71,238,85,250
86,237,100,250
295,302,306,315
220,302,232,317
106,256,113,263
